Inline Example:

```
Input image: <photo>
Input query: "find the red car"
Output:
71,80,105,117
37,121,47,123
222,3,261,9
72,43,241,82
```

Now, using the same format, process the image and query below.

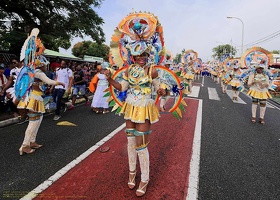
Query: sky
59,0,280,62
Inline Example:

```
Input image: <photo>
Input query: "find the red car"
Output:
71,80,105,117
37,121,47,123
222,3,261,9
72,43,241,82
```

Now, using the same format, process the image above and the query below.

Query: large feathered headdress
110,11,165,68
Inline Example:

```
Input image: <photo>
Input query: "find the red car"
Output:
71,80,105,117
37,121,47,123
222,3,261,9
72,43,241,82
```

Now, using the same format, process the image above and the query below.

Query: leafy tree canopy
0,0,105,56
271,50,280,54
212,44,237,60
173,53,182,64
173,48,186,64
72,41,109,61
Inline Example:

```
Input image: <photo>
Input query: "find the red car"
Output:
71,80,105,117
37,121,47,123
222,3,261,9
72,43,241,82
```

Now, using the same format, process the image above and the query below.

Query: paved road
0,105,124,199
197,77,280,200
1,76,280,200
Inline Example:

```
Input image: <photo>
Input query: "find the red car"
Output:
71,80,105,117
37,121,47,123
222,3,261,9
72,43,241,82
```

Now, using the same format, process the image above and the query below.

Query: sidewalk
0,96,93,128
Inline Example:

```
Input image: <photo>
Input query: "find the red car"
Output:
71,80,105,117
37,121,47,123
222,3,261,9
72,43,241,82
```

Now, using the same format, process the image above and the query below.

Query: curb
0,96,93,128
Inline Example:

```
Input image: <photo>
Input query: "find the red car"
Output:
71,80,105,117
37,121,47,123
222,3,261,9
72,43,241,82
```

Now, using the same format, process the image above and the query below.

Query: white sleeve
68,69,73,77
35,71,57,85
247,74,253,86
264,75,270,85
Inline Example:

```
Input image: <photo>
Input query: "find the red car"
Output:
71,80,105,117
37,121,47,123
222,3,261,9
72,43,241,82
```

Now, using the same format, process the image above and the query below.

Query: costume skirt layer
229,79,241,87
184,74,194,80
211,71,218,76
247,89,272,99
120,101,160,124
222,74,231,84
18,90,45,113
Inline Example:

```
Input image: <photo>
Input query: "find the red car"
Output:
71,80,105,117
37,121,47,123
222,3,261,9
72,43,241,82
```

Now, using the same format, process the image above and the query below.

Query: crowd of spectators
0,55,100,122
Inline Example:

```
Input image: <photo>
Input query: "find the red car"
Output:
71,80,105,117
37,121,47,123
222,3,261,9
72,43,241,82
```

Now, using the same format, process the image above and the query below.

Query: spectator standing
4,63,14,79
0,65,7,92
51,60,73,121
0,65,7,112
50,57,60,72
0,55,5,68
69,64,90,109
90,63,109,113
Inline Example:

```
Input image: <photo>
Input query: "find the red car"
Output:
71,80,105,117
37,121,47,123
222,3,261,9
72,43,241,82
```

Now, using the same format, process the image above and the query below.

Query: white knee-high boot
137,147,150,182
127,137,137,172
260,106,266,119
252,104,257,118
232,90,236,99
224,84,228,92
30,116,43,143
22,120,40,146
236,91,240,98
160,96,170,110
188,81,192,93
159,98,166,110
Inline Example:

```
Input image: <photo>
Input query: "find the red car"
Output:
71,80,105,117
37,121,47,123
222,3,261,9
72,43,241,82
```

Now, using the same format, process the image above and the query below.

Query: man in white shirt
51,60,73,121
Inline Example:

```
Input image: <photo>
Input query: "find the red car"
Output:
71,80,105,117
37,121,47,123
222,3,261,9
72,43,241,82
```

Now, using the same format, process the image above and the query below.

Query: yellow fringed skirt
247,89,272,99
17,90,45,113
120,102,160,124
211,71,217,76
229,79,241,87
183,74,194,80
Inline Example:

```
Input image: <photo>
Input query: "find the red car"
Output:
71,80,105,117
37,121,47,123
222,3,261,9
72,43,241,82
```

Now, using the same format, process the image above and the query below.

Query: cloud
60,0,280,62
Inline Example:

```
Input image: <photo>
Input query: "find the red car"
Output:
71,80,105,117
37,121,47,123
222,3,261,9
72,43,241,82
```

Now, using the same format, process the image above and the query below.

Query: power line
244,29,280,47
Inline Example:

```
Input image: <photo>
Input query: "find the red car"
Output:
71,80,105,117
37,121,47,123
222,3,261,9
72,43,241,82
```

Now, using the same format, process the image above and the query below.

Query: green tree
173,48,186,64
0,0,105,56
212,44,237,60
173,53,182,64
72,41,110,61
271,50,280,54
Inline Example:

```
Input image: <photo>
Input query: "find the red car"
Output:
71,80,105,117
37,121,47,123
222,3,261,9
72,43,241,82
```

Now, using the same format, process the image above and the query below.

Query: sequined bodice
232,70,241,79
254,73,266,82
127,64,152,98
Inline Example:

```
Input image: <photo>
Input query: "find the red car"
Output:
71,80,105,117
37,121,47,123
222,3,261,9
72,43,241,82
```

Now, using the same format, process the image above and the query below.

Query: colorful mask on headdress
110,12,165,68
181,49,198,65
241,46,273,69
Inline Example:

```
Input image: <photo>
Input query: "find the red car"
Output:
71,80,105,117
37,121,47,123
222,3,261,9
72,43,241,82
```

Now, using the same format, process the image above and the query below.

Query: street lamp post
227,16,244,55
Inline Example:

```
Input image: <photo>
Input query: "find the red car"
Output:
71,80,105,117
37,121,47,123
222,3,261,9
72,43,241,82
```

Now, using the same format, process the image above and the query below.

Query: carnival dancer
105,12,171,197
220,66,230,93
105,51,166,196
17,57,65,155
247,64,271,124
229,64,243,101
194,65,201,81
211,64,219,84
181,62,195,94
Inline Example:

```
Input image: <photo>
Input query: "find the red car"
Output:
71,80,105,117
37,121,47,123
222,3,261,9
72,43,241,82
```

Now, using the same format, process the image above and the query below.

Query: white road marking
208,87,220,101
226,90,246,104
188,86,200,98
201,76,204,87
186,99,203,200
20,123,126,200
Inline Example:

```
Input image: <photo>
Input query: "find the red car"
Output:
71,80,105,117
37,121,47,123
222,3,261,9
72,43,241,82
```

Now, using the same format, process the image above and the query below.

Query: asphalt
0,96,92,128
198,77,280,200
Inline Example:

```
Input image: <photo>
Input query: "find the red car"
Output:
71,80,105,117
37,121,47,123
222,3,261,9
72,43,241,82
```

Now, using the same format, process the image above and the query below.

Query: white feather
20,28,40,62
